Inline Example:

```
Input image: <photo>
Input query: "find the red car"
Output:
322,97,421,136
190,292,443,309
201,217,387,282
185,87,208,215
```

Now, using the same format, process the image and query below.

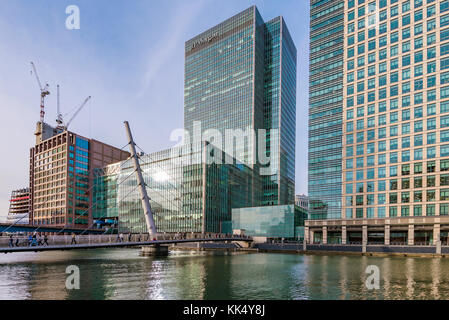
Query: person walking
43,234,49,246
28,234,32,247
128,233,132,242
15,237,19,247
31,233,37,247
37,235,42,246
8,235,13,248
71,233,77,245
119,233,124,243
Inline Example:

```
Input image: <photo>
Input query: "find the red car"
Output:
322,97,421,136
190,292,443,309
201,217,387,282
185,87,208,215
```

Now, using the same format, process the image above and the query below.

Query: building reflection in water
405,258,415,299
337,256,349,300
0,264,32,300
148,251,208,300
431,258,441,299
380,257,391,299
2,250,449,299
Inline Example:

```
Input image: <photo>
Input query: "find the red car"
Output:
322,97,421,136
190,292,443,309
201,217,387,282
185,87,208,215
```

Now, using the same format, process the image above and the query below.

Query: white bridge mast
124,121,157,240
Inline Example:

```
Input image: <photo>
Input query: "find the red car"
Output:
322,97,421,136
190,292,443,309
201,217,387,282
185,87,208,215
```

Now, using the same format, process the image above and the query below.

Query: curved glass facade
95,143,255,234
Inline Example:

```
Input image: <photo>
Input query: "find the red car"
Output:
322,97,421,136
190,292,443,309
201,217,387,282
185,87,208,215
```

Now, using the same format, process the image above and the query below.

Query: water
1,249,449,300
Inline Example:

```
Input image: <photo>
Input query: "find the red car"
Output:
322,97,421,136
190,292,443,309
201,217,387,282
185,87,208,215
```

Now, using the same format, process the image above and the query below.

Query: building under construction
7,188,31,224
27,62,130,228
29,127,129,227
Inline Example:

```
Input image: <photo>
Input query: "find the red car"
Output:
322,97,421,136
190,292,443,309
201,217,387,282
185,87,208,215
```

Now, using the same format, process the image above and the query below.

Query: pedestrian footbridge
0,236,253,254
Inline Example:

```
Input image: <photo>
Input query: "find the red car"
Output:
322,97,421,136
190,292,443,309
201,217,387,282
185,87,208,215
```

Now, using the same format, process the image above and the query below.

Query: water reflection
1,250,449,299
431,259,441,299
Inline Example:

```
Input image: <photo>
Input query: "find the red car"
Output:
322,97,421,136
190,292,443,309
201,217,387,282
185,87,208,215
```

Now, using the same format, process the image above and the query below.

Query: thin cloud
136,0,207,99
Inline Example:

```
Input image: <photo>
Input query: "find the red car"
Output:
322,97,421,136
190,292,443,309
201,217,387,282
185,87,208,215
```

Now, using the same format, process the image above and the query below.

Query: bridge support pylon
124,121,158,240
141,245,169,256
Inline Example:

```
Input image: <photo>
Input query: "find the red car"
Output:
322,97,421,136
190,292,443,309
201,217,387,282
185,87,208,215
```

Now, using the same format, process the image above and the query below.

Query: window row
346,115,449,132
346,189,449,206
345,174,449,193
345,203,449,218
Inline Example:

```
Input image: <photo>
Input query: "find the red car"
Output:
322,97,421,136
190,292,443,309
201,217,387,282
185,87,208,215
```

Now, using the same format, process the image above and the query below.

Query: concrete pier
141,245,169,256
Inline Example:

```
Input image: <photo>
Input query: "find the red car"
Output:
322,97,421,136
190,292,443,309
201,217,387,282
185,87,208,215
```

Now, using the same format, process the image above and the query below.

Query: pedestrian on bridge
31,233,38,247
43,234,49,246
71,233,77,245
37,235,43,246
128,233,132,242
8,235,13,248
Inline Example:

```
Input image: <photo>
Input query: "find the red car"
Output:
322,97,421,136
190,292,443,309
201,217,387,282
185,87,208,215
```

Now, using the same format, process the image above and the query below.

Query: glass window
427,161,436,173
414,148,423,160
401,192,410,204
401,206,410,217
441,189,449,201
413,205,422,216
402,136,410,148
428,132,436,144
389,207,398,217
427,204,436,216
427,190,436,201
428,103,436,116
441,204,449,216
441,174,449,186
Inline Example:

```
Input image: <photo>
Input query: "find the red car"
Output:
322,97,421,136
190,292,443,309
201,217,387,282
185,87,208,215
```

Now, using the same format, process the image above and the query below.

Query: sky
0,0,310,221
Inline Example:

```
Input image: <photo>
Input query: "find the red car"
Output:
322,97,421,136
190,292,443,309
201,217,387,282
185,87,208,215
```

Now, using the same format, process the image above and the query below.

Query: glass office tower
184,6,297,207
307,0,449,246
308,0,345,220
263,17,297,206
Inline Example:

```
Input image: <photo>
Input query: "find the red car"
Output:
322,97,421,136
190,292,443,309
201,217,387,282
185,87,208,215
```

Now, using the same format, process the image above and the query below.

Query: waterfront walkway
0,236,252,254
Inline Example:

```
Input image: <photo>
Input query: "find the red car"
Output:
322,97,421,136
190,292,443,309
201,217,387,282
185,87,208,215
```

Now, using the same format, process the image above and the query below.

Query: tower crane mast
56,85,65,130
30,62,50,123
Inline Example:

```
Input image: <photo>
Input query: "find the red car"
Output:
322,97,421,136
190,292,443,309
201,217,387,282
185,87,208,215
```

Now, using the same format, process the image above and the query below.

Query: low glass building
92,162,122,228
93,142,256,234
232,205,307,239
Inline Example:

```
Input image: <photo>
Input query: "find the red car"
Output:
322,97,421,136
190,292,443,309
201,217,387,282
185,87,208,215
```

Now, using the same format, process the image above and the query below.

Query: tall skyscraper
184,6,297,206
307,0,449,246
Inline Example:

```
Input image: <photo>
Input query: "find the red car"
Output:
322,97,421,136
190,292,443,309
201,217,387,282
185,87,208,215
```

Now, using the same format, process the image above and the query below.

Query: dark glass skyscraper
184,6,297,206
308,0,345,220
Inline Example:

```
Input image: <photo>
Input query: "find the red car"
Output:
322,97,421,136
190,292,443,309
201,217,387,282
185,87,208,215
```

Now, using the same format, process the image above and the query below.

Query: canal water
0,249,449,300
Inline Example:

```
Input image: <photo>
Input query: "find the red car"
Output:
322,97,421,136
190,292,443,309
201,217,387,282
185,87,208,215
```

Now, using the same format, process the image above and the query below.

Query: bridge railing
0,233,251,248
0,235,119,247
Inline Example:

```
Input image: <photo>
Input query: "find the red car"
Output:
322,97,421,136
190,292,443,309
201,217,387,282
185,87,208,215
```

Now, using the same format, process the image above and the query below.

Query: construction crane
55,85,92,131
30,62,50,123
56,85,64,129
64,96,92,130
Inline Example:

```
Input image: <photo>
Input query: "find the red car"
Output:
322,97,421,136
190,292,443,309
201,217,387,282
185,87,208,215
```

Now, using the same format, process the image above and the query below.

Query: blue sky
0,0,310,219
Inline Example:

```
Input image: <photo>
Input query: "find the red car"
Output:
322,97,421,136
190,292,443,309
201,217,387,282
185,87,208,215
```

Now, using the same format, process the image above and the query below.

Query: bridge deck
0,237,252,254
